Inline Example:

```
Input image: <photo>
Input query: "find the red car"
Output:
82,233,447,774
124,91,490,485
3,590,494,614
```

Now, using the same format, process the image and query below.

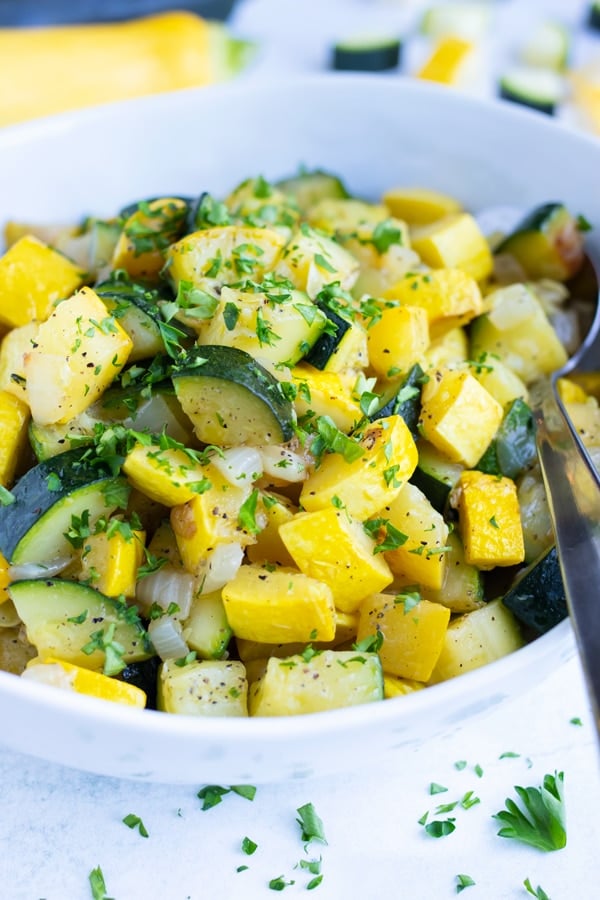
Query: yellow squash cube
170,465,253,573
279,507,393,613
274,226,359,297
382,482,449,590
382,187,462,225
249,649,383,716
383,674,425,699
366,305,430,379
123,442,213,507
23,287,133,425
0,390,29,486
453,470,525,568
469,356,529,407
0,235,85,328
357,592,450,682
0,322,39,401
424,326,469,370
419,367,503,468
78,525,145,598
245,492,298,567
383,268,483,338
222,564,336,644
0,552,10,605
112,197,187,281
25,657,146,707
300,415,418,519
292,364,362,433
411,213,493,282
417,36,475,85
236,609,358,663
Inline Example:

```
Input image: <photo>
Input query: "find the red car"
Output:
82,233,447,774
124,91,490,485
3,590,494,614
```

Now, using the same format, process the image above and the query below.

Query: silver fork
531,253,600,735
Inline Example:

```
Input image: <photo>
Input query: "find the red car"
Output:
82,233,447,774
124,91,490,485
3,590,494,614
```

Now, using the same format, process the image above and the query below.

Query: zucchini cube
0,235,85,328
419,367,503,468
357,592,450,682
274,225,359,298
453,470,525,568
222,564,336,644
158,658,248,716
382,482,449,590
411,213,493,282
112,197,187,282
279,507,393,613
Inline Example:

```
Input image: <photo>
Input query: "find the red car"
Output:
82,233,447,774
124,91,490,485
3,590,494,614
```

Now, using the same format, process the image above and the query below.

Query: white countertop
2,2,600,898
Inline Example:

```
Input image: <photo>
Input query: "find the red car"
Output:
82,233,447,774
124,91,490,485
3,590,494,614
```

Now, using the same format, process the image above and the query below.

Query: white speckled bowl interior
0,75,595,783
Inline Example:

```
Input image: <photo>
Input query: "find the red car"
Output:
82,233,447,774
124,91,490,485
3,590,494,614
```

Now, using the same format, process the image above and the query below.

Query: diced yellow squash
274,225,359,298
382,187,462,225
419,367,503,467
0,322,39,401
384,674,426,698
469,355,529,407
300,415,418,519
556,377,589,404
0,390,29,486
3,221,78,249
357,592,450,682
417,36,475,85
23,287,133,425
245,491,298,567
182,590,232,660
307,198,390,235
291,364,362,432
122,442,213,507
429,598,524,683
0,235,85,329
167,225,286,290
469,283,568,384
423,325,468,370
411,213,493,282
382,482,450,590
453,470,525,568
112,197,187,281
158,658,248,716
222,563,336,643
383,268,483,338
279,507,393,613
366,305,430,379
249,649,383,716
562,398,600,447
25,656,146,707
0,552,10,606
236,609,358,662
78,525,145,598
170,465,253,573
146,519,185,567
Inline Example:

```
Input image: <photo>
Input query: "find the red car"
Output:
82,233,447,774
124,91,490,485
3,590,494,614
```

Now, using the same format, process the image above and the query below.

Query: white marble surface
2,2,600,897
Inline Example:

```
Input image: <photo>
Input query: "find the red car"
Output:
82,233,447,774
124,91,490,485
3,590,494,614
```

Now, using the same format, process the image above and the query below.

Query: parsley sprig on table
493,771,566,852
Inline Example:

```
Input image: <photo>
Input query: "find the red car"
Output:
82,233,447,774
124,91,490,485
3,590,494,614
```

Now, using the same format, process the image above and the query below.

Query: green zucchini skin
0,447,127,564
172,344,295,446
332,39,401,72
588,2,600,31
372,363,425,437
476,398,537,480
502,545,567,635
499,80,556,116
303,302,352,370
119,657,160,709
118,196,192,221
498,202,564,240
275,170,349,213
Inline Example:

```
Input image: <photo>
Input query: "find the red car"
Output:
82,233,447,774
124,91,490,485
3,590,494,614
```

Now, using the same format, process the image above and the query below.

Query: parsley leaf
242,836,258,855
425,818,456,838
371,219,403,254
523,878,551,899
122,813,149,837
197,784,256,810
88,865,113,900
296,802,327,845
455,874,476,893
238,489,262,535
0,485,16,506
493,771,566,852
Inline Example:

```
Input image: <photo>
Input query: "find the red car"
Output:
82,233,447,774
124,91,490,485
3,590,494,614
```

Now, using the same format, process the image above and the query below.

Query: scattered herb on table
242,836,258,855
197,784,257,810
493,771,566,852
523,877,551,899
122,813,149,837
89,865,113,900
269,875,295,891
455,873,476,893
424,818,456,838
296,802,327,845
429,782,448,795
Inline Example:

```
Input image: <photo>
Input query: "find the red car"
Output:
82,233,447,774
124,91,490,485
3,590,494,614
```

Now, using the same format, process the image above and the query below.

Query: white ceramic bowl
0,75,595,784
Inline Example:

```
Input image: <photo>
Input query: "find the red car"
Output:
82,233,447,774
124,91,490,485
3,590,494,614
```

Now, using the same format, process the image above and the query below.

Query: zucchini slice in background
502,545,567,635
9,579,150,670
276,170,349,214
172,345,295,446
0,447,127,565
588,2,600,31
495,202,585,281
332,36,401,72
519,21,570,71
498,65,565,116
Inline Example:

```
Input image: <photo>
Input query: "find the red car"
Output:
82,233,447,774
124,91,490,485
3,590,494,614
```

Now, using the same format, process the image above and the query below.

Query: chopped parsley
424,818,456,838
523,878,551,899
242,836,258,855
455,874,476,893
429,783,448,795
0,485,15,506
238,489,262,534
269,875,295,891
88,865,112,900
122,813,149,837
296,802,327,845
371,219,403,254
81,623,126,676
493,771,566,852
197,784,257,810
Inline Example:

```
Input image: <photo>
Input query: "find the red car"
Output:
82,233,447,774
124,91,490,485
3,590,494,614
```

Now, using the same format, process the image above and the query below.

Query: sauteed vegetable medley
0,171,593,716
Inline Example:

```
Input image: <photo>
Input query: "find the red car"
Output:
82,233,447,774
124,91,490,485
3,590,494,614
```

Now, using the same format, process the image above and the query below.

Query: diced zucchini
517,467,554,563
274,225,359,298
172,345,295,446
383,482,450,590
519,21,570,71
410,440,464,512
502,545,567,635
372,362,425,437
9,579,149,670
420,530,484,613
499,66,564,116
158,658,248,716
420,3,491,40
304,301,368,372
95,279,165,362
476,398,537,480
182,590,232,659
332,36,401,72
249,649,383,716
276,170,349,213
0,447,127,565
429,598,524,683
495,203,584,280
